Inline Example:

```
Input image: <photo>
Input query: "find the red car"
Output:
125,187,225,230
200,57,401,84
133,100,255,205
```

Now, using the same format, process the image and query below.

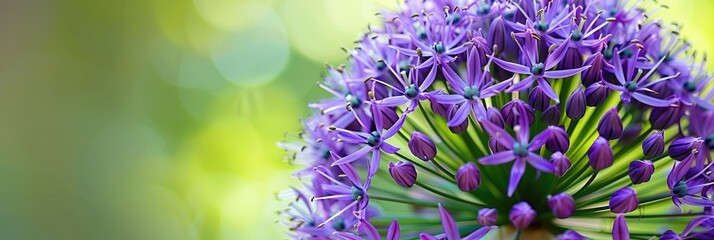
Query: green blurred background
0,0,711,239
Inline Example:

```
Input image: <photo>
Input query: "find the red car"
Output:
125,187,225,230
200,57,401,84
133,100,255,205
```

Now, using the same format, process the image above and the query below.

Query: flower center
376,60,387,71
332,220,346,230
345,93,362,108
534,21,549,32
673,181,688,198
531,63,545,75
351,186,365,200
705,134,714,149
405,84,419,99
603,49,614,60
447,13,462,24
620,49,633,58
463,86,481,100
417,26,427,39
625,81,638,92
683,81,696,93
571,30,582,41
513,142,530,157
478,5,491,15
433,42,445,54
367,131,381,146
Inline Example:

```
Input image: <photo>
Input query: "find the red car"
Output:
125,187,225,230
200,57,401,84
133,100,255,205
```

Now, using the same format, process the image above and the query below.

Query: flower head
280,1,714,239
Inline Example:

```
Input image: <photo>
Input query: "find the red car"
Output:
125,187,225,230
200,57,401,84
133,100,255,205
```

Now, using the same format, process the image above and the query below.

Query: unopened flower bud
455,162,481,192
588,137,613,170
548,193,575,219
642,131,665,158
478,208,498,226
389,161,417,188
597,108,623,140
509,202,536,230
408,131,437,161
609,187,639,213
628,160,654,184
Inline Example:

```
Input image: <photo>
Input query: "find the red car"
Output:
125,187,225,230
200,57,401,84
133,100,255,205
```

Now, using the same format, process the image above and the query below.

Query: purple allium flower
389,161,417,188
280,1,714,238
509,202,536,230
610,187,639,213
455,162,480,192
478,118,555,196
408,131,437,161
597,108,623,140
566,88,586,120
551,152,571,177
556,230,586,240
548,193,575,219
478,208,498,226
628,160,654,184
587,137,614,170
642,131,665,158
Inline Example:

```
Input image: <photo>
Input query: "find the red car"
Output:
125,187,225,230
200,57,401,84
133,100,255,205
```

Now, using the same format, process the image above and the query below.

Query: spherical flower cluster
278,0,714,239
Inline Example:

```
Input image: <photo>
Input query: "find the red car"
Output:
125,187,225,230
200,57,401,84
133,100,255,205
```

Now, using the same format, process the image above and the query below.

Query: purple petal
527,152,555,172
333,232,364,240
419,233,438,240
334,157,363,186
380,142,400,154
432,94,466,105
537,78,560,102
508,159,527,197
383,114,408,139
479,119,515,148
387,220,400,240
441,63,467,91
543,65,590,79
419,62,439,91
491,57,530,74
448,102,472,127
358,218,380,240
372,102,384,131
507,75,535,92
438,203,460,240
479,151,516,165
612,214,629,240
612,51,626,85
463,226,496,240
632,92,675,107
379,96,410,107
545,37,572,69
332,146,372,166
481,77,512,98
368,150,382,177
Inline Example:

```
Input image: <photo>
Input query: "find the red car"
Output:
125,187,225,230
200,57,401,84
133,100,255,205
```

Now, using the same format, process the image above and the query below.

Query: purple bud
488,16,506,55
430,99,450,119
628,160,654,184
542,104,561,126
509,202,536,230
581,53,605,86
584,82,609,107
447,105,469,134
547,193,575,219
642,131,664,158
455,162,480,192
529,85,550,111
587,137,613,170
489,137,508,153
381,107,399,130
609,187,638,213
566,88,586,120
486,107,505,128
477,208,498,226
557,230,586,240
669,137,700,161
659,230,679,240
612,214,629,240
551,152,571,177
558,48,584,70
388,161,417,188
545,126,570,153
597,108,623,140
408,131,437,161
649,102,685,130
501,100,535,127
